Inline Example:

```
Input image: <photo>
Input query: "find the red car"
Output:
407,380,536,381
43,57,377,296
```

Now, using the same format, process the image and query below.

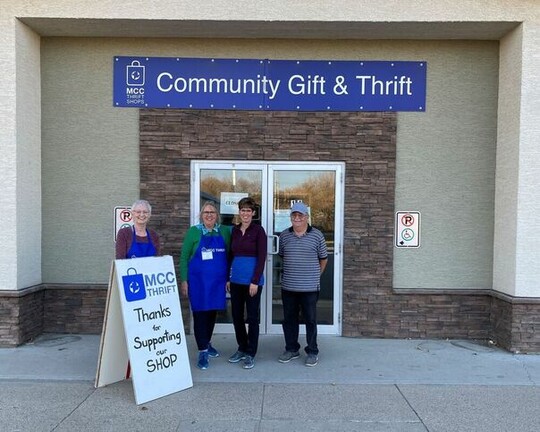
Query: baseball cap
290,202,309,215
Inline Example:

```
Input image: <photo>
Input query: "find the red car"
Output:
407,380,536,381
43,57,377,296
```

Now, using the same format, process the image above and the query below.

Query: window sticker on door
274,209,292,233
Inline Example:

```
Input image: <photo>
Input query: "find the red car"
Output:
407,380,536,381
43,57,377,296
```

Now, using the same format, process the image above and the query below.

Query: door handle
269,235,279,254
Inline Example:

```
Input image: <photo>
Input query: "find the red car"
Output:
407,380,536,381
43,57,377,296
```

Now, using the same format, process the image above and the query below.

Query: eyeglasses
202,211,217,215
291,213,306,220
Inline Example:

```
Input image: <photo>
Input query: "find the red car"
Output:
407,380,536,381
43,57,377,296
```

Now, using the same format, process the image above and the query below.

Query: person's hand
226,281,231,293
249,283,258,297
181,281,188,298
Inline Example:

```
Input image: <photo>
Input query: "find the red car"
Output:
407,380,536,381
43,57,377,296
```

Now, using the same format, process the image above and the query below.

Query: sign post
95,255,192,404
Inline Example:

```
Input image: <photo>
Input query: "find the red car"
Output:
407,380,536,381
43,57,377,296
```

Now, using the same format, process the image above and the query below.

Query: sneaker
243,355,255,369
197,350,209,369
278,350,300,363
305,354,318,367
228,350,246,363
207,343,220,358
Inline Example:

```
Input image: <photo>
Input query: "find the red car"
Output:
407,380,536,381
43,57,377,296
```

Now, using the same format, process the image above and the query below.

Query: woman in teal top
180,201,231,370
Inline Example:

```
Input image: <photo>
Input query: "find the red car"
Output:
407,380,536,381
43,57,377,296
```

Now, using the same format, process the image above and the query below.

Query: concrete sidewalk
1,333,540,431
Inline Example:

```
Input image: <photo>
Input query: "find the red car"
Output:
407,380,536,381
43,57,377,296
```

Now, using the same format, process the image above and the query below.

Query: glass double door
191,161,344,335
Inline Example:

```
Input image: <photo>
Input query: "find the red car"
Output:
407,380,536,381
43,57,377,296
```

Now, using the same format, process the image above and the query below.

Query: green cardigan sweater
179,224,231,283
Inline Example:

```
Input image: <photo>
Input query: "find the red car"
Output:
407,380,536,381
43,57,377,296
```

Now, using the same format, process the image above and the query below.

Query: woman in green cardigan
179,201,231,370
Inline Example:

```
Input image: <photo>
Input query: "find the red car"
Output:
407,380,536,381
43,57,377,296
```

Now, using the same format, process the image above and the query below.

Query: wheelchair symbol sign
395,211,420,248
401,228,414,241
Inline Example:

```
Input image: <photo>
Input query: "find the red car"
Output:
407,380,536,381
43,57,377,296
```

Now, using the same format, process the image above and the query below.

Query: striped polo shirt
278,225,328,292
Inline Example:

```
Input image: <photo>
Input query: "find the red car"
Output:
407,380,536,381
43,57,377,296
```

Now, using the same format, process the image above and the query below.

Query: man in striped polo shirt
277,202,328,367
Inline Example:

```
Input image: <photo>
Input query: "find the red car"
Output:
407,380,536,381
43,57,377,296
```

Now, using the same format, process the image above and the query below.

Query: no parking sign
395,211,420,248
114,206,133,241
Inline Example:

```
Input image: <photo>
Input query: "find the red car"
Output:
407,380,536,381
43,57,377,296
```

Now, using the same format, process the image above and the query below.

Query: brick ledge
393,288,540,304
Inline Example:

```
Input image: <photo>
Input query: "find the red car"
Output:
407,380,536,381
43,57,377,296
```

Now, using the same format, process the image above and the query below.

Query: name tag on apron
201,248,213,260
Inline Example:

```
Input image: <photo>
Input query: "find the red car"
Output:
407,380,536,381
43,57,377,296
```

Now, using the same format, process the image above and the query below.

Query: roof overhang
18,18,520,40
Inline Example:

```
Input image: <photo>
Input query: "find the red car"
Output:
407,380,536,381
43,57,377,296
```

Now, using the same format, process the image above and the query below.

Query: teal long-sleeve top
179,223,231,283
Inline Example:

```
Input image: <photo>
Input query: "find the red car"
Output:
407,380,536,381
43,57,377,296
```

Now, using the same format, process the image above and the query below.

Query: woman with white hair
115,199,161,259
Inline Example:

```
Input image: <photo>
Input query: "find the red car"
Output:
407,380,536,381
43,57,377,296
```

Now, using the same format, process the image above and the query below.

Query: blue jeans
230,282,262,357
281,289,319,355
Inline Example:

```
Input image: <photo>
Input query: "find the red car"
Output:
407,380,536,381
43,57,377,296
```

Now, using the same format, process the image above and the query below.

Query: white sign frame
220,192,249,215
395,211,421,248
114,206,133,241
95,255,192,404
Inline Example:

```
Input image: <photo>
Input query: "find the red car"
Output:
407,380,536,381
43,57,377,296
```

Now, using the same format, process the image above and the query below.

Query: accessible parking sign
395,211,420,248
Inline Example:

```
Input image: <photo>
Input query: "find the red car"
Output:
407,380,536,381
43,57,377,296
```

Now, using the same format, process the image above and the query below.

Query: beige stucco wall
394,42,498,289
493,27,522,297
0,16,18,290
515,22,540,297
494,22,540,297
0,18,41,291
16,21,42,289
41,37,498,288
5,0,538,23
1,0,539,296
41,39,140,283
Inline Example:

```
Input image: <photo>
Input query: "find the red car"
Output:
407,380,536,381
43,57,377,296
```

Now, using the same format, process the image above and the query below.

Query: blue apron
126,227,156,258
188,234,227,312
230,256,264,286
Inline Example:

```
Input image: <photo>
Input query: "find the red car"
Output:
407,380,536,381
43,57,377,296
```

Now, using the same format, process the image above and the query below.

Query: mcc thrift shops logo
122,267,147,302
120,265,178,302
114,56,427,111
123,59,147,106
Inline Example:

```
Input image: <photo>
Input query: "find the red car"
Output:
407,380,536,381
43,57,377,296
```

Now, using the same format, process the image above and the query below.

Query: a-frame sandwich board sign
95,255,192,404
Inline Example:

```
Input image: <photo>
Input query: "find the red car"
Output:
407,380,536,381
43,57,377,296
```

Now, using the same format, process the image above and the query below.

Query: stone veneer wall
140,109,398,337
138,109,534,349
1,108,539,351
0,285,106,347
42,285,108,334
491,295,540,353
0,287,44,346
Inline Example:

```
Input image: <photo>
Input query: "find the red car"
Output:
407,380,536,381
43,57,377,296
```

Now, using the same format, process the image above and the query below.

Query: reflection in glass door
192,163,267,333
191,161,343,335
268,165,342,335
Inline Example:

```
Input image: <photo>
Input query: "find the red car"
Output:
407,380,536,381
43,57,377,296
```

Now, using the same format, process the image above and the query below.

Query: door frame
191,160,344,336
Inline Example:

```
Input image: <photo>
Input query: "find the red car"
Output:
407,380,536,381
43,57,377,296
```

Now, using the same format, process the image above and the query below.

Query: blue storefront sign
114,56,427,112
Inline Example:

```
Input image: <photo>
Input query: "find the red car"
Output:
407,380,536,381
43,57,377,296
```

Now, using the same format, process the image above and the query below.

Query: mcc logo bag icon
122,267,147,302
126,60,145,86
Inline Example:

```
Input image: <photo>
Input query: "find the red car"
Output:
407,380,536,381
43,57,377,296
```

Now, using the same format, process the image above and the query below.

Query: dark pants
230,282,262,357
192,310,217,351
281,289,319,355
